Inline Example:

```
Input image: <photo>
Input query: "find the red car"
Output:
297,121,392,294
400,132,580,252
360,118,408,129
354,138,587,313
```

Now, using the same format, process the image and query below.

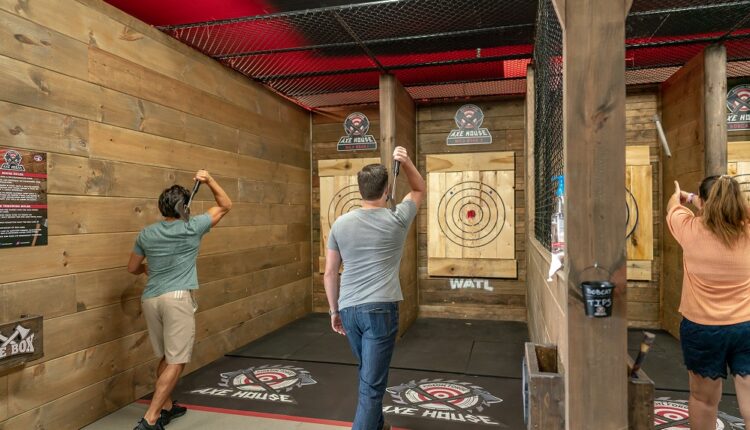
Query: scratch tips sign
0,147,48,248
447,104,493,146
727,84,750,131
338,112,377,152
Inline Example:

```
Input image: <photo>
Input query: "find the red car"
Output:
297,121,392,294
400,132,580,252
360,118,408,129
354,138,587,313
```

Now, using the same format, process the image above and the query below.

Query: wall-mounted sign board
0,147,47,248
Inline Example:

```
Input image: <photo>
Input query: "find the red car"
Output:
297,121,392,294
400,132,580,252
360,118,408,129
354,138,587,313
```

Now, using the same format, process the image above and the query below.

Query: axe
175,180,201,221
631,331,656,378
0,325,30,349
388,159,400,211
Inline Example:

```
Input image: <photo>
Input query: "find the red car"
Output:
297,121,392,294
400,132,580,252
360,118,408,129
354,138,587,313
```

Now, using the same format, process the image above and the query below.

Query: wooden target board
318,157,380,272
626,146,654,281
728,141,750,205
427,152,516,278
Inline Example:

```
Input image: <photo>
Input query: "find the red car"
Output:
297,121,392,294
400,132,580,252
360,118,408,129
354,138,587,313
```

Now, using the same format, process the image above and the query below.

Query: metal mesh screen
533,0,564,250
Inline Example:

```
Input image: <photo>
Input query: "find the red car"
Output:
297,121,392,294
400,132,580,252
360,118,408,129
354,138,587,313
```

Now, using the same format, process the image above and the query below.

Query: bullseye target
653,400,731,430
327,184,362,229
437,181,506,248
426,152,516,278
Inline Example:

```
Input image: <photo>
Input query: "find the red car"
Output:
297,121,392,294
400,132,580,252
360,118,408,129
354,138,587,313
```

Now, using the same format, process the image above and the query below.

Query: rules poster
0,148,47,248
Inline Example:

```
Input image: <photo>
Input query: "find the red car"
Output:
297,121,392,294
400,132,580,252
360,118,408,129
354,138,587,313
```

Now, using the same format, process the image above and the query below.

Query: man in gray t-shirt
324,146,425,430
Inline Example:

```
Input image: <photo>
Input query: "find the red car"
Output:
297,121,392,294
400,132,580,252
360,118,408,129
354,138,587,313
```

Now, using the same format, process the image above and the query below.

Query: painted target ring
402,382,478,411
232,368,299,392
437,181,506,248
625,187,639,239
327,184,362,229
654,400,727,430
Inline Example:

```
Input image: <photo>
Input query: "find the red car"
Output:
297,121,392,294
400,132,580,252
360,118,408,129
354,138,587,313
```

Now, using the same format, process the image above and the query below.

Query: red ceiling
103,0,750,109
105,0,277,26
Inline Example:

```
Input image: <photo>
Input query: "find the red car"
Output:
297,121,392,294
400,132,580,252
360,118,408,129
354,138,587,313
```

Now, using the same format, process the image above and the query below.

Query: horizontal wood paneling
0,0,312,427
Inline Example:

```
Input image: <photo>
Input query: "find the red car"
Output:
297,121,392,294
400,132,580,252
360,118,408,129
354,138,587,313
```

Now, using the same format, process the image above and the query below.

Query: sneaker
160,401,187,425
134,417,165,430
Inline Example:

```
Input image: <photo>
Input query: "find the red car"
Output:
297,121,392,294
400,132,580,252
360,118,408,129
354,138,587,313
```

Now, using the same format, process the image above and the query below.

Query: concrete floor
83,403,349,430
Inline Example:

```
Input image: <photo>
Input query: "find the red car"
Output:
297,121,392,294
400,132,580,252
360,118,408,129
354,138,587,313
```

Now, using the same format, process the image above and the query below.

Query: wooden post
660,45,727,338
704,44,728,176
379,74,418,335
555,0,631,428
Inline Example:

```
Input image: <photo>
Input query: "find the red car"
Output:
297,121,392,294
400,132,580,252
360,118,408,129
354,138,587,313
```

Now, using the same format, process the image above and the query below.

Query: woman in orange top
667,175,750,429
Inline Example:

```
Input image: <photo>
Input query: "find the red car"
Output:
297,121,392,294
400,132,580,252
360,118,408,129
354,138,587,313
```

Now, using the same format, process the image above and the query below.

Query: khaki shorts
142,290,197,364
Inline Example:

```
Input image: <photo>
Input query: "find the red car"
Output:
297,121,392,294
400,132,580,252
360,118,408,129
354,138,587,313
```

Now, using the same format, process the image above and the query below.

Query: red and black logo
727,85,750,130
1,150,25,172
220,365,317,393
338,112,377,151
385,379,502,426
447,104,493,145
654,399,744,429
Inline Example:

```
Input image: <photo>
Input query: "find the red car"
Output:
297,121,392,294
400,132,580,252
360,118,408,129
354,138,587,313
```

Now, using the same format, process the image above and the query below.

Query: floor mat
628,329,737,395
653,390,744,429
166,356,524,430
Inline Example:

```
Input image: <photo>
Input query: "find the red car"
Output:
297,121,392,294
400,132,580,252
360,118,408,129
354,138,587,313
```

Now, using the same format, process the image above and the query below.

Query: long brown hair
701,175,749,247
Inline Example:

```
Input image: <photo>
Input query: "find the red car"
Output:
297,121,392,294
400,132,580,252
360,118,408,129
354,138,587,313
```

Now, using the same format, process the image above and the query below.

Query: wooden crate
628,357,655,430
523,342,564,430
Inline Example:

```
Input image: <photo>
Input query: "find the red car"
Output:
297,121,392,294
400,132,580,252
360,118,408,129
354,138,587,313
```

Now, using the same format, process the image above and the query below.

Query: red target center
467,209,476,219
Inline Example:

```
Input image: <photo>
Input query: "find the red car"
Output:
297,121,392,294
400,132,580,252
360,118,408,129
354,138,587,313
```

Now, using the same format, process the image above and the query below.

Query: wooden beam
563,0,628,428
379,74,418,335
704,44,728,176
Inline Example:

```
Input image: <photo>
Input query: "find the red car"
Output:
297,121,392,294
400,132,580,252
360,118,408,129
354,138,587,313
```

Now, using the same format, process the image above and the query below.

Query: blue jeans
340,302,399,430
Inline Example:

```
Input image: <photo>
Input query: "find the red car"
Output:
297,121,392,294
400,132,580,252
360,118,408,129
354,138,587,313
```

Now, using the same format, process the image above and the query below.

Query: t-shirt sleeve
666,205,694,245
190,213,212,236
132,232,145,256
327,224,339,251
394,199,418,228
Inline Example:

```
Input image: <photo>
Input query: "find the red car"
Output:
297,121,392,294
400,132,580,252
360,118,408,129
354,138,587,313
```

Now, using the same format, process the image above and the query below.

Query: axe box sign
0,315,43,371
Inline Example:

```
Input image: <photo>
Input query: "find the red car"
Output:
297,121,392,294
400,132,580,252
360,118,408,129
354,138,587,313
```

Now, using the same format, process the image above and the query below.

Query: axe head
15,325,30,339
174,202,191,222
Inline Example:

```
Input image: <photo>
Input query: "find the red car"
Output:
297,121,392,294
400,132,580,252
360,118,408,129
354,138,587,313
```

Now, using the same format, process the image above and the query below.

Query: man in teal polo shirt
128,169,232,430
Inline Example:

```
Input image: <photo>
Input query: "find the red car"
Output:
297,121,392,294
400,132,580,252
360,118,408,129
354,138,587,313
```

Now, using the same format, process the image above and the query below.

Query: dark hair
357,164,389,200
158,185,190,218
700,175,749,248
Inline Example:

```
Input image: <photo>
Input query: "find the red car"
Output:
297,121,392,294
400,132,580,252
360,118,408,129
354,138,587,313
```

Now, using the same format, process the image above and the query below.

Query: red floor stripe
135,399,407,429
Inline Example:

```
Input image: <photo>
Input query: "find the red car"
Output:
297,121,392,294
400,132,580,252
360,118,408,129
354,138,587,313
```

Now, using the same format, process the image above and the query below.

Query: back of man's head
158,185,191,218
357,164,388,200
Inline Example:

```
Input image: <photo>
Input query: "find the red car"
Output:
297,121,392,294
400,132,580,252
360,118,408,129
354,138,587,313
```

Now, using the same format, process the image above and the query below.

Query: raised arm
195,170,232,227
393,146,426,209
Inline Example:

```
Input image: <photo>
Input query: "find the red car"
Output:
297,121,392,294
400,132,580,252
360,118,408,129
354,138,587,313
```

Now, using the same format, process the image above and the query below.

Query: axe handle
390,160,400,206
187,180,201,209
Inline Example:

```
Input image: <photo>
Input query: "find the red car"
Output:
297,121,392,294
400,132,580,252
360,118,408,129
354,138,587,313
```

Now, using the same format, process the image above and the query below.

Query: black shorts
680,318,750,379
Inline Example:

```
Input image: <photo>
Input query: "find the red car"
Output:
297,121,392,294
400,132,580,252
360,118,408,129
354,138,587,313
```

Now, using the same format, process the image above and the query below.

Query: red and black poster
0,148,47,248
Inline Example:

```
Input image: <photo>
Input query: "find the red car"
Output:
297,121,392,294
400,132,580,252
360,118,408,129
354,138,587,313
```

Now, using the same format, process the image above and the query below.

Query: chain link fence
532,0,564,250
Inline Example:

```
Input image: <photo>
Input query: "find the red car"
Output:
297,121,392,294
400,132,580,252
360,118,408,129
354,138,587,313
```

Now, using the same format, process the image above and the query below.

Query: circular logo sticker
343,112,370,137
454,104,485,130
727,85,750,114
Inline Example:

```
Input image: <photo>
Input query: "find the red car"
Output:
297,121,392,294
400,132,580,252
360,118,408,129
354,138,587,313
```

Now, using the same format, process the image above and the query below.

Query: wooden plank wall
626,90,662,329
416,100,527,321
311,105,381,311
0,0,311,428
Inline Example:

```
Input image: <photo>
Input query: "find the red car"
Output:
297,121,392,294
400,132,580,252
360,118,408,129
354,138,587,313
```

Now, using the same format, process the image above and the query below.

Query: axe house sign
0,315,43,369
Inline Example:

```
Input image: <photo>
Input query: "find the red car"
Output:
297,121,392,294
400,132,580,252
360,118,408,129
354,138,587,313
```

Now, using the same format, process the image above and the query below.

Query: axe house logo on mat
384,379,503,426
0,324,35,359
654,398,744,429
338,112,377,151
189,365,317,404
